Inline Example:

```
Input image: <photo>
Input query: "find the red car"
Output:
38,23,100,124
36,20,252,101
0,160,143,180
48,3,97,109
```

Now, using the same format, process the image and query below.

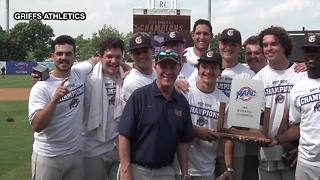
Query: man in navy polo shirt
118,50,194,180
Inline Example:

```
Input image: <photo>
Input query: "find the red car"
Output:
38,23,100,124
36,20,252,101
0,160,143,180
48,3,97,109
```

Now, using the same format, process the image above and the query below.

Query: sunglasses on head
157,51,180,62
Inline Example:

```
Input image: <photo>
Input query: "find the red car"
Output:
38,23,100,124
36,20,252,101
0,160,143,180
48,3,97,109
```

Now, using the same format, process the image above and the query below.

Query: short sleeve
289,92,301,125
28,83,49,124
118,93,138,139
179,99,194,143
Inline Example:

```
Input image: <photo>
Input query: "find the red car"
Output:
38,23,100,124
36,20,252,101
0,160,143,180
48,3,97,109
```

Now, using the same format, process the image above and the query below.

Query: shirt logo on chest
69,98,79,109
175,109,183,117
314,101,320,112
196,116,207,126
275,94,285,104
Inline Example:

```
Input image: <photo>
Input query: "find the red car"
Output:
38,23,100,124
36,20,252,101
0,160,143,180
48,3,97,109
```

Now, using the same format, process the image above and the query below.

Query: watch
226,167,235,174
180,174,190,180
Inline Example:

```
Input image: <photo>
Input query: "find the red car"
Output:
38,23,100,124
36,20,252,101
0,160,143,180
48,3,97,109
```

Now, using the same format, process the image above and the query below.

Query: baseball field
0,75,33,180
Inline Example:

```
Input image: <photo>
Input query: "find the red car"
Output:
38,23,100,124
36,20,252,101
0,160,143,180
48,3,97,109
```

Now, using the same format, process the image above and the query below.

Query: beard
55,60,73,72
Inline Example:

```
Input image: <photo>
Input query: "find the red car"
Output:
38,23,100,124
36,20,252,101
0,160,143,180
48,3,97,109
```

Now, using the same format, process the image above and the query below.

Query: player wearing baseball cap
273,33,320,180
178,50,230,179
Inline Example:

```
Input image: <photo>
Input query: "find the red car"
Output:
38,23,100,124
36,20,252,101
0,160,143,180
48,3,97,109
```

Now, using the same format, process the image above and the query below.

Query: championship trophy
217,78,271,143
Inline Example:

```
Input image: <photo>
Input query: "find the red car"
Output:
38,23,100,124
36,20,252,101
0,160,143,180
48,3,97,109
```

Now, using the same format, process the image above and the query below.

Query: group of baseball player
28,18,320,180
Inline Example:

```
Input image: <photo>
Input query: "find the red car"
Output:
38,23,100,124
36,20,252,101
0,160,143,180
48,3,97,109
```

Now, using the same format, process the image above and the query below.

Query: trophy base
217,128,271,144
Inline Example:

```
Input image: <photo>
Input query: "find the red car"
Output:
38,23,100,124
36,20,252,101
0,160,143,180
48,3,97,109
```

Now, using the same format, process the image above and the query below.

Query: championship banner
133,14,191,54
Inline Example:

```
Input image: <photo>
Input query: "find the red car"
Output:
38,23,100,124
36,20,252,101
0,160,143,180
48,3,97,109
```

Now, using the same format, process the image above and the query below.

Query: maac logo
275,94,285,104
314,101,320,112
135,36,142,44
236,87,256,101
169,32,176,38
309,35,316,43
227,29,234,37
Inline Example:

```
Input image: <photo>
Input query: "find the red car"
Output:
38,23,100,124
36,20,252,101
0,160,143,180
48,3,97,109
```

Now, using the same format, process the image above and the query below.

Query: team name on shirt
60,84,84,103
190,105,219,119
106,88,116,96
265,85,293,96
300,92,320,106
217,77,232,97
104,82,116,105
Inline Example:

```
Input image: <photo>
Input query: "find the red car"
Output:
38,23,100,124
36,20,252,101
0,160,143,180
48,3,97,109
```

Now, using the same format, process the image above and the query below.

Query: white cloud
1,0,320,41
223,0,246,14
312,11,320,18
256,0,312,20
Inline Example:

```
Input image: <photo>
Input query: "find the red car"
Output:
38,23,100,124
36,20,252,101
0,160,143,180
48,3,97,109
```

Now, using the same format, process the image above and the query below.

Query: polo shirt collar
151,81,178,100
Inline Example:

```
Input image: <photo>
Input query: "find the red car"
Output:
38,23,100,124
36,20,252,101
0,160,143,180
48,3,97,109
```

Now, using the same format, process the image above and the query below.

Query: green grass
0,75,32,88
0,101,33,180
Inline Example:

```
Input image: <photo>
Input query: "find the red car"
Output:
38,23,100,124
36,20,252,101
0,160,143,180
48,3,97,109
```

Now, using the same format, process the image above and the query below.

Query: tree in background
0,26,10,60
1,22,135,62
75,25,132,61
0,20,54,61
9,21,54,61
75,34,95,61
25,20,54,61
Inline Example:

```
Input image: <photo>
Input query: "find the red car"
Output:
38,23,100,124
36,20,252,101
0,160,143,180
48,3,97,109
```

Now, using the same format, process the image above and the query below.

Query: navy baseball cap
219,28,242,45
129,32,153,51
197,50,222,65
156,50,181,64
301,33,320,49
162,32,185,46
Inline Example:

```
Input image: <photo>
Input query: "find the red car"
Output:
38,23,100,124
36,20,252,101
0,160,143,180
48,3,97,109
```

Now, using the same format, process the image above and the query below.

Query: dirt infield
0,88,30,101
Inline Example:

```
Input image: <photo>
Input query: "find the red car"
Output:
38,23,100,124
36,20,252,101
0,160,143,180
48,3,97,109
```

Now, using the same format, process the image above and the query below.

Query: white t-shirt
28,61,92,157
217,63,255,97
186,81,228,176
121,68,156,102
289,76,320,167
185,47,199,67
253,64,306,162
82,74,118,157
177,62,195,80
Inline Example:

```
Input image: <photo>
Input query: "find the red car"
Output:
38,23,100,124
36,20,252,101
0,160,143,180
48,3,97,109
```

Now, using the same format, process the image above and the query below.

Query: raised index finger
60,77,69,86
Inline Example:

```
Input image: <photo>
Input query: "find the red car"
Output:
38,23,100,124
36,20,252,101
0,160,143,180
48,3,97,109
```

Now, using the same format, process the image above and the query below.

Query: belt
133,162,169,169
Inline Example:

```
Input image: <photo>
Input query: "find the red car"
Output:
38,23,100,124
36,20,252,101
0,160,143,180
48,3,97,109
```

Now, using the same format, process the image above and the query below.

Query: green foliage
1,22,135,62
75,25,132,61
1,21,54,61
0,101,33,180
0,75,32,88
75,34,96,61
209,34,220,52
0,26,10,60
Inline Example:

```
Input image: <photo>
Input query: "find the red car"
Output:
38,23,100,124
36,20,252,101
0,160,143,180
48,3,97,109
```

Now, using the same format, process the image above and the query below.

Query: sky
1,0,320,41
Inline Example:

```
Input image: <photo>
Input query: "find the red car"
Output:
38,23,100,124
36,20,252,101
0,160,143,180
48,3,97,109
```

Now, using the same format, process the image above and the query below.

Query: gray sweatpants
258,168,295,180
84,156,119,180
31,151,84,180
